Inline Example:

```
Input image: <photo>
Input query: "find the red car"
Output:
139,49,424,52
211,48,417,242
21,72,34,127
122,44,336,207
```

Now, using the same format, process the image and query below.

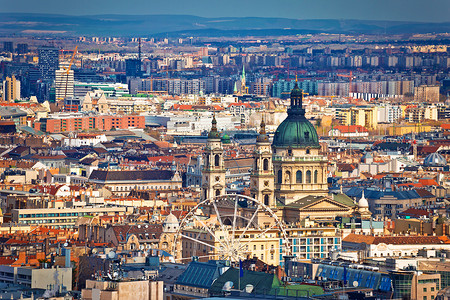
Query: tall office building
38,46,59,82
16,43,29,54
55,68,74,101
3,76,21,102
3,42,13,53
125,59,142,77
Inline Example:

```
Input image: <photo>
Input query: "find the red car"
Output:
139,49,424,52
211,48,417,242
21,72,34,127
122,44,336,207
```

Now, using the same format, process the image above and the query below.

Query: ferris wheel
172,194,291,263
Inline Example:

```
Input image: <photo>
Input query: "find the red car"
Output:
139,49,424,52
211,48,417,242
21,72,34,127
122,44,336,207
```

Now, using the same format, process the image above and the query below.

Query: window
423,288,427,292
254,245,256,250
261,245,264,250
278,170,282,184
314,170,318,183
264,195,269,206
215,154,220,166
304,131,309,140
263,159,269,171
306,170,312,184
296,171,303,183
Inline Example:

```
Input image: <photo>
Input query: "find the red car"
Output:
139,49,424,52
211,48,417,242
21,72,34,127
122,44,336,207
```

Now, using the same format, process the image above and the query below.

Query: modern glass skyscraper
38,46,59,82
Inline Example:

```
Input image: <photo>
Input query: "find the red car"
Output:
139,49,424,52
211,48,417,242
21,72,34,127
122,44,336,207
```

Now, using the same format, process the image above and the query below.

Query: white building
55,68,74,101
377,104,402,123
62,133,108,147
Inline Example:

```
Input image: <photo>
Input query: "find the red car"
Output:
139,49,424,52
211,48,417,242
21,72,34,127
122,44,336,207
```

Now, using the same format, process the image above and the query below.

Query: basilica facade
202,82,329,208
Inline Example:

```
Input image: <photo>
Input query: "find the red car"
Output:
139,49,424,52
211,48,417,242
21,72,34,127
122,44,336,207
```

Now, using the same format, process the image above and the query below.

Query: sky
1,0,450,23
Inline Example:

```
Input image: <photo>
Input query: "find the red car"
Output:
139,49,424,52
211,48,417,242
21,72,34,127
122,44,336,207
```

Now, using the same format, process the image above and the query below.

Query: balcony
273,155,326,162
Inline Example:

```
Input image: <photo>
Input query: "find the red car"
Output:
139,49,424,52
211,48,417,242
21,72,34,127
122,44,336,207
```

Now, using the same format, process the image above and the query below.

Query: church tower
202,115,226,200
272,81,328,205
250,119,275,207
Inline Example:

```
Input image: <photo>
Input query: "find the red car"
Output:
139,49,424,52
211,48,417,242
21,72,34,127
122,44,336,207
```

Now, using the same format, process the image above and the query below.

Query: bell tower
250,119,275,207
202,115,226,200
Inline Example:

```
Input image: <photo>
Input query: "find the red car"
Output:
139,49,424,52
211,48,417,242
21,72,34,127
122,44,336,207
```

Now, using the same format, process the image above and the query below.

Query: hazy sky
2,0,450,22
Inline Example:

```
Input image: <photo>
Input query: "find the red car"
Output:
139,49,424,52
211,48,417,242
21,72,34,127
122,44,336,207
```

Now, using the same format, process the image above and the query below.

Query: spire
256,117,269,143
208,113,220,139
211,113,217,131
260,118,266,135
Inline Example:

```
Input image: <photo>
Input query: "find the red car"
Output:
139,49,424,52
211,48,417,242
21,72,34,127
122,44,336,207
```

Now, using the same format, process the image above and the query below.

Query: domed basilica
202,82,328,206
201,82,368,222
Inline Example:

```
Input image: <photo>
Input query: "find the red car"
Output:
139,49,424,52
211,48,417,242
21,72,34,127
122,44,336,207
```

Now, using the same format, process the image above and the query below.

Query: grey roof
345,187,421,201
175,261,222,289
0,107,27,118
89,169,175,182
423,152,447,167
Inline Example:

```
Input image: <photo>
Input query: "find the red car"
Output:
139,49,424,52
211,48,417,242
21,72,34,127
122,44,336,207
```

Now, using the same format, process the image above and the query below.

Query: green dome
273,114,320,148
272,82,320,149
221,134,231,144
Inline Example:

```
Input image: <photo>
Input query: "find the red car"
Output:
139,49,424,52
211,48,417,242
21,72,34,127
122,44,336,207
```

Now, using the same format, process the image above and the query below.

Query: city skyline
2,0,450,23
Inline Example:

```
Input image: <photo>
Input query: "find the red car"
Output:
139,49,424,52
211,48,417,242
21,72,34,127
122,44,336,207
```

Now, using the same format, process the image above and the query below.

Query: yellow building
179,222,342,265
337,106,378,129
388,124,432,135
2,76,20,102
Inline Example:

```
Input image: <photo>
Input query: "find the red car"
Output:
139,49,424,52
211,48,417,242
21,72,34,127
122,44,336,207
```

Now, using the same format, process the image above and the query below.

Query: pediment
301,198,350,211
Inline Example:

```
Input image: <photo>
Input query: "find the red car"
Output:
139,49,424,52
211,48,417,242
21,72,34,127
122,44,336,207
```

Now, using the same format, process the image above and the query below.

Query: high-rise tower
250,119,275,207
201,115,226,200
2,76,20,102
38,46,59,82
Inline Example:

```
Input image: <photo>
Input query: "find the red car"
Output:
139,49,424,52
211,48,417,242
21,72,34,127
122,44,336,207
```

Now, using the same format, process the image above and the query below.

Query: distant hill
1,13,450,36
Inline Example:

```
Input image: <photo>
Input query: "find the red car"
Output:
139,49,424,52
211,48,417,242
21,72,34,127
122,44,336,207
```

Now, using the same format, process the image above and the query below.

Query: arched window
296,171,303,183
205,154,209,167
277,170,282,184
255,158,258,171
314,170,318,183
215,189,221,196
264,195,269,206
214,154,220,167
306,170,312,184
263,158,269,171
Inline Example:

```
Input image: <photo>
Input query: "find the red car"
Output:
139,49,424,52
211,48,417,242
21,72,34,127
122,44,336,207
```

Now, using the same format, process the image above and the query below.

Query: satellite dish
353,281,359,287
222,281,233,291
63,242,69,247
108,251,116,259
245,284,254,293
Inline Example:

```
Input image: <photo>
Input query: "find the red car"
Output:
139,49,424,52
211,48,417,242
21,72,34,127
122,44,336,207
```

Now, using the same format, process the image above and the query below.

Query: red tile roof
344,233,450,245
